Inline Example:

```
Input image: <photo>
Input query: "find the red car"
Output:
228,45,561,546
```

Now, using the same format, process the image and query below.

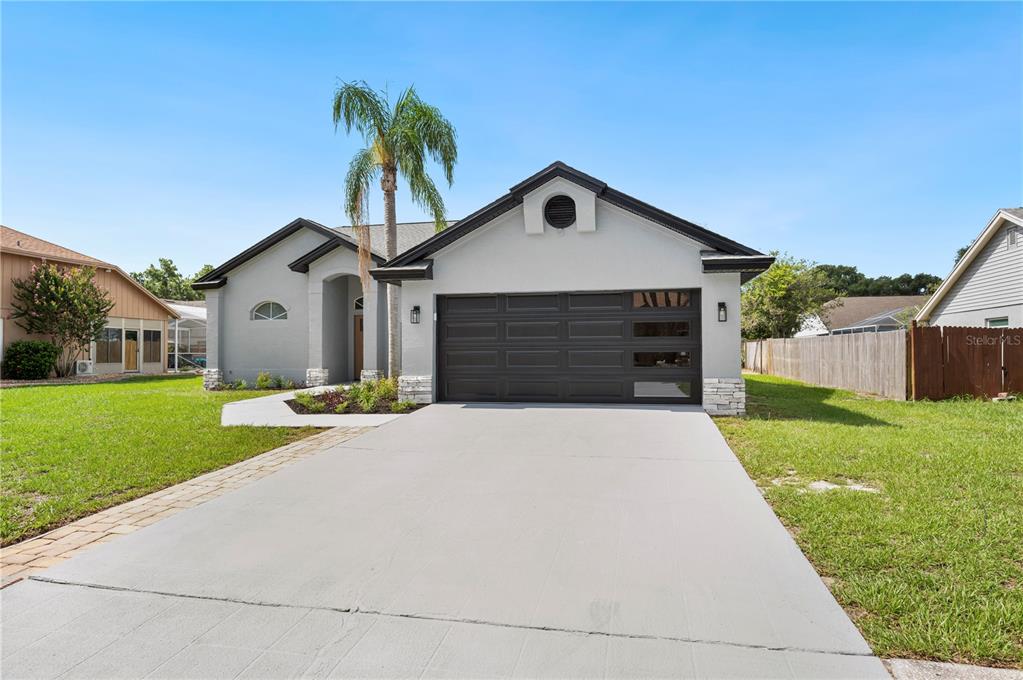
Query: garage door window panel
633,321,691,338
632,291,692,309
634,351,692,369
635,381,692,398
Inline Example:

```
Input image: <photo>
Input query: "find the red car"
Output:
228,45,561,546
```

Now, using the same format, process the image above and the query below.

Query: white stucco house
194,162,773,414
916,208,1023,329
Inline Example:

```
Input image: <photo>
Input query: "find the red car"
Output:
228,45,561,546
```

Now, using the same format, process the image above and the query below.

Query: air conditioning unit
76,360,94,375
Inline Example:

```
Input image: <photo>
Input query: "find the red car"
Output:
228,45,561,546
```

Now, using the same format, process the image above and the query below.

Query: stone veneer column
203,369,223,390
702,378,746,416
202,289,223,391
360,369,384,382
398,375,433,404
305,368,330,387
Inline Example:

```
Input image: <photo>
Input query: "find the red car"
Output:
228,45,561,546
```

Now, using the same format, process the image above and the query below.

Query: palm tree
333,81,457,379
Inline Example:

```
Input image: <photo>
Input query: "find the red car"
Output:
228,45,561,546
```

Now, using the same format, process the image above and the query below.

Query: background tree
130,259,213,301
10,264,115,376
742,253,837,339
333,81,457,378
816,264,941,296
954,243,972,265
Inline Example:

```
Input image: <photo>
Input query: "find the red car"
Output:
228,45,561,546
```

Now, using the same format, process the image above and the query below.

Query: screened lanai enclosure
166,301,207,371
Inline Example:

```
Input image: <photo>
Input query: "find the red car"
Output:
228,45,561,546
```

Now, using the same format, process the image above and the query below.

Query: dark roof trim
701,253,776,272
385,161,763,268
369,260,433,283
288,235,385,273
191,278,227,290
193,217,342,286
701,252,775,284
509,161,607,199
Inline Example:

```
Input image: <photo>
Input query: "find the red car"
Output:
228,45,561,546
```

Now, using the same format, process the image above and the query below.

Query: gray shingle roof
1001,207,1023,220
332,221,454,258
821,296,931,330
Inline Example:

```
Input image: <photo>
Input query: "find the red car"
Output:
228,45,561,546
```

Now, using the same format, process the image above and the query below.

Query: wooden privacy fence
744,325,1023,401
910,324,1023,399
744,332,908,400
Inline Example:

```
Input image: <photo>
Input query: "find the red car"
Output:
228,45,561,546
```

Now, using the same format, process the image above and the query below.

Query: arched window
251,301,288,320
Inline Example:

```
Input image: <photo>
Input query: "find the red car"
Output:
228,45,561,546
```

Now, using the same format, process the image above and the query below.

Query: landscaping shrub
256,371,273,389
294,391,325,412
286,377,421,416
391,400,416,413
376,377,398,400
1,340,61,380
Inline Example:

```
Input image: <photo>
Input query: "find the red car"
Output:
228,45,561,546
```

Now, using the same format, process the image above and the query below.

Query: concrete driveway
2,404,887,679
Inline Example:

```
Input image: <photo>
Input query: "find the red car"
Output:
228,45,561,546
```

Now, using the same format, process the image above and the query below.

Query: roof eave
369,260,433,283
194,217,340,284
192,278,227,290
915,209,1023,322
288,236,386,274
702,254,775,283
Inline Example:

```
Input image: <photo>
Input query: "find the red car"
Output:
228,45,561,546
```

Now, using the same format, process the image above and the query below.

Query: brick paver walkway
0,426,371,588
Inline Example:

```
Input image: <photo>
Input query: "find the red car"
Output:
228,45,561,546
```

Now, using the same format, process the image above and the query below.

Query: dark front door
354,314,364,378
436,290,701,403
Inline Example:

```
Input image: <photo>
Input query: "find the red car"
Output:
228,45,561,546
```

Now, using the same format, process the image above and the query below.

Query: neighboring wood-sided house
1,225,178,375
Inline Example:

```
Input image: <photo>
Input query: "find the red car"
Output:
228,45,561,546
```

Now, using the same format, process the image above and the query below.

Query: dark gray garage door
436,290,701,403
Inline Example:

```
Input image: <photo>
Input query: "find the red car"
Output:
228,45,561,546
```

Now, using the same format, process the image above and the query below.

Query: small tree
131,259,213,301
741,253,837,340
10,264,115,376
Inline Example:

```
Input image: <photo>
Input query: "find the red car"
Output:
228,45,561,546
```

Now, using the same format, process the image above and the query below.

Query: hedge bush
1,340,61,380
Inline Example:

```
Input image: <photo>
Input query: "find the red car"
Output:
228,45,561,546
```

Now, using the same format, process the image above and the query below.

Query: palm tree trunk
382,168,400,378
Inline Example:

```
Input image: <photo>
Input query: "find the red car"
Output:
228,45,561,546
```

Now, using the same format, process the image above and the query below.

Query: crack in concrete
28,576,876,660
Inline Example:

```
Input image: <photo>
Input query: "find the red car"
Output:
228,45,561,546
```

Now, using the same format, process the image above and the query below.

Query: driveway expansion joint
29,576,877,660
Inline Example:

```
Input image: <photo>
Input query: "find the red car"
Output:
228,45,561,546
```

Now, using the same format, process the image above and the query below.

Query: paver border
0,426,371,588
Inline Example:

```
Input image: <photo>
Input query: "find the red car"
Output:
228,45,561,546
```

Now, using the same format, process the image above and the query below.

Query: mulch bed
285,389,423,415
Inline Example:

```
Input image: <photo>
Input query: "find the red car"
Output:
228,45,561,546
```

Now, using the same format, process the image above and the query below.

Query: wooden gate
1006,328,1023,394
911,324,1023,399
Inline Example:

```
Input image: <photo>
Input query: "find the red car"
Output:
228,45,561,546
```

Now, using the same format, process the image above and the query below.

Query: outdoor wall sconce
718,302,727,322
410,305,421,324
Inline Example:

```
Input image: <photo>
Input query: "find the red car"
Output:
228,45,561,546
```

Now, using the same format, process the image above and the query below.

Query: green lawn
717,374,1023,668
0,375,316,546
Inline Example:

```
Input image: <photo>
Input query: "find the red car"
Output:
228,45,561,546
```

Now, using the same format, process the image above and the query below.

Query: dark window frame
143,329,162,363
95,327,122,364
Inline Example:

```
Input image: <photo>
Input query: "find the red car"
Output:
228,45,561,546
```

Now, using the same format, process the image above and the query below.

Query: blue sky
3,2,1021,279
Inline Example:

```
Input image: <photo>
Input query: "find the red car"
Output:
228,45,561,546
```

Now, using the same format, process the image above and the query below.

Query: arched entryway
305,262,385,386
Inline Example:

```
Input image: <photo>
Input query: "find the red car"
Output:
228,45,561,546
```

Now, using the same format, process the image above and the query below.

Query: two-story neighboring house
1,225,178,374
916,208,1023,328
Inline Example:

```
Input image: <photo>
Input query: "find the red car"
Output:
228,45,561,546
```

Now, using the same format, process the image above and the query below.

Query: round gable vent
544,195,576,229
